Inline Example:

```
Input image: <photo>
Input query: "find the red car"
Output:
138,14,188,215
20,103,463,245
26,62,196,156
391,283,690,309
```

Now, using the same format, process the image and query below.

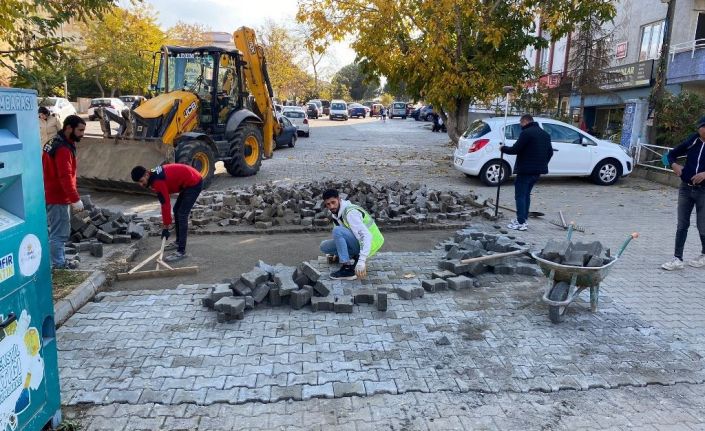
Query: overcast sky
132,0,357,78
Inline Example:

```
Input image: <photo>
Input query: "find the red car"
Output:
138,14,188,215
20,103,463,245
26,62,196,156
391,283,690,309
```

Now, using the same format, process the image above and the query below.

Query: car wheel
479,159,511,186
304,131,310,137
425,114,433,121
591,158,621,186
288,135,296,148
402,116,407,120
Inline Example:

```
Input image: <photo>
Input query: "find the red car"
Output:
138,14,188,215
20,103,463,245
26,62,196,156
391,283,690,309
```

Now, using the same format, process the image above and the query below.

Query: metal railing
669,39,705,61
635,142,672,172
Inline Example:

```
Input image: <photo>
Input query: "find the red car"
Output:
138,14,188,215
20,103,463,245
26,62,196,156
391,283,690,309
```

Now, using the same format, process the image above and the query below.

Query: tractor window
157,52,214,93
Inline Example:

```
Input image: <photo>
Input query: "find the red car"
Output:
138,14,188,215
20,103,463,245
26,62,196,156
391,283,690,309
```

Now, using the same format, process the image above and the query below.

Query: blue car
348,104,367,118
275,116,298,148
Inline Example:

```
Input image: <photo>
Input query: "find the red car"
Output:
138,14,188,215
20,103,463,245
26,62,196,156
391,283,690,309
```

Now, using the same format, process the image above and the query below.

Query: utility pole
649,0,676,129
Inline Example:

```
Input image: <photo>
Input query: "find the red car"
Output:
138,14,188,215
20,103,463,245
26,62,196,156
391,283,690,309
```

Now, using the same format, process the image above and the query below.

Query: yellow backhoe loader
77,27,280,192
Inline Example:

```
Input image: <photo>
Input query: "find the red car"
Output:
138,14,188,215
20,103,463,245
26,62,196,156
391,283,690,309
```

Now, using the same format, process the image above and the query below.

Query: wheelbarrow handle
617,232,639,258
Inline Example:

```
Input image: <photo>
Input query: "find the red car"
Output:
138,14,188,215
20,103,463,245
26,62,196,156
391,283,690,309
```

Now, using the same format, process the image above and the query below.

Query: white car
453,117,633,186
87,98,127,121
282,108,310,137
39,97,77,124
330,100,348,121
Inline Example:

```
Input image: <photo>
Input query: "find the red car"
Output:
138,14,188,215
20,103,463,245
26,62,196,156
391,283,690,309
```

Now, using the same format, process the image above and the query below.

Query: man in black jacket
500,114,553,231
662,116,705,270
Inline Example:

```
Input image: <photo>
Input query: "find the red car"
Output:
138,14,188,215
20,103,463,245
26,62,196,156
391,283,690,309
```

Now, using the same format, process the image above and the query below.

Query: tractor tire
175,139,216,188
225,122,264,177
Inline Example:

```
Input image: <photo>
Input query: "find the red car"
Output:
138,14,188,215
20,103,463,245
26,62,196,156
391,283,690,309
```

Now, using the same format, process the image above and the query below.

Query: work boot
661,257,684,271
164,251,187,263
330,263,357,280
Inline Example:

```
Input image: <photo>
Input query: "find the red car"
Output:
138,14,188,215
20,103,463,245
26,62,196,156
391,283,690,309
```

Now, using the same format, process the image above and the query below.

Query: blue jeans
514,174,540,224
173,181,203,253
674,183,705,259
47,204,70,268
320,225,360,264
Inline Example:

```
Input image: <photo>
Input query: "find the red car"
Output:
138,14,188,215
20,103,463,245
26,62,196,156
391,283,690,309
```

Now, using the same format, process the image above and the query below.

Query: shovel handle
617,232,639,258
459,248,528,264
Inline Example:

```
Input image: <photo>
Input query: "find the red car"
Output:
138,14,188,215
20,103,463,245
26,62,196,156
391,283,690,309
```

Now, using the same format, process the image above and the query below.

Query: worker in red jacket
42,115,86,269
131,163,203,262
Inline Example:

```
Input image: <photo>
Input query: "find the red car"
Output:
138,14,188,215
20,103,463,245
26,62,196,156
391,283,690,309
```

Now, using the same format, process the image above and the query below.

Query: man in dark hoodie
662,116,705,270
500,114,553,231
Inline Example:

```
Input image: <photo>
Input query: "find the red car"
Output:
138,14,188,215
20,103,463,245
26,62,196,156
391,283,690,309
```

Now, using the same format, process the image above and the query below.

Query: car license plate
455,157,463,166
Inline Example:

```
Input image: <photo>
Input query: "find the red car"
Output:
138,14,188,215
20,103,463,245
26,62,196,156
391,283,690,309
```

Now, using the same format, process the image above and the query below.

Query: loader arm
233,26,279,158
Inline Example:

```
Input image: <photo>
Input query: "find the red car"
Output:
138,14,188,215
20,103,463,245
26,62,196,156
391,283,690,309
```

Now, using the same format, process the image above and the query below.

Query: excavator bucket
76,135,174,193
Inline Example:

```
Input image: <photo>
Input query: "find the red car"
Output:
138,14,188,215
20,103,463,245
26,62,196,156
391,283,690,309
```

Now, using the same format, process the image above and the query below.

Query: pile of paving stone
64,195,147,261
180,180,493,230
539,239,612,267
202,261,387,321
420,226,544,294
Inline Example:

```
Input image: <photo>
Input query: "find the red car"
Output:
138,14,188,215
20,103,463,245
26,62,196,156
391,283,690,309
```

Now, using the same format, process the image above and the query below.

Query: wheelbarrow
530,232,639,323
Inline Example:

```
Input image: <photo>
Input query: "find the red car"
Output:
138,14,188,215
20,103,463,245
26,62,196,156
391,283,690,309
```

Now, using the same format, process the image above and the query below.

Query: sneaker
661,257,685,271
688,254,705,268
330,264,357,280
164,242,179,251
507,220,528,231
164,251,187,263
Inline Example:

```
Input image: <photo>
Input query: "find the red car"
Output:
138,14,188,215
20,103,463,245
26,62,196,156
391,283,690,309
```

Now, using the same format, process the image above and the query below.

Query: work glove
161,228,170,240
355,260,367,279
70,200,84,212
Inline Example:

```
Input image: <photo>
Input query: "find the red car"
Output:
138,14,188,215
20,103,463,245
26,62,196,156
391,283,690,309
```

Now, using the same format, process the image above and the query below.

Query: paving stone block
112,234,131,244
541,239,571,263
273,266,299,295
333,381,365,397
291,289,312,310
255,221,273,229
431,270,456,279
447,275,473,290
268,287,282,306
422,278,447,293
313,280,332,296
353,289,375,305
231,280,252,297
214,297,246,316
364,380,398,396
466,262,489,276
127,222,145,239
301,383,334,400
244,296,254,310
251,283,270,304
271,384,303,402
492,264,515,275
210,284,232,306
299,262,321,282
311,296,334,312
293,268,310,288
241,267,270,288
394,285,424,300
82,224,98,238
89,243,103,258
377,291,388,311
96,230,114,244
333,295,354,313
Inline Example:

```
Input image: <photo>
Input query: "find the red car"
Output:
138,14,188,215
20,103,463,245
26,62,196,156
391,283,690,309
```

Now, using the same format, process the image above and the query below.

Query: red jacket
42,133,80,205
148,164,202,225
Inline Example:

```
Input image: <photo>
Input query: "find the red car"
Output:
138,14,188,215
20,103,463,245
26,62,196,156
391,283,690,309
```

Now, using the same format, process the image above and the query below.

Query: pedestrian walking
131,163,203,262
319,189,384,280
499,114,553,231
661,116,705,270
42,115,86,269
38,106,61,145
381,107,387,121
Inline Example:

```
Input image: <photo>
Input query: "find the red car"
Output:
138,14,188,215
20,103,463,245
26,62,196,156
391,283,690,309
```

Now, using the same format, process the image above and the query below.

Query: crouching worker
131,164,203,262
320,189,384,280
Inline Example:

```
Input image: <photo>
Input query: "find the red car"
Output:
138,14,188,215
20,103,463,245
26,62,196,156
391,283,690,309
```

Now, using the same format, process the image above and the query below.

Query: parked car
390,102,408,119
119,95,145,109
453,117,633,187
371,103,383,117
307,99,324,116
282,108,310,137
321,99,331,116
348,103,367,118
419,105,434,121
39,97,77,123
275,116,298,148
306,102,319,119
87,98,127,121
330,100,348,120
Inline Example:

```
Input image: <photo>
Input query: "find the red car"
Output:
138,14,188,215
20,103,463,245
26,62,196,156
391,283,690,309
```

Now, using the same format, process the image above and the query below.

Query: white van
329,100,348,121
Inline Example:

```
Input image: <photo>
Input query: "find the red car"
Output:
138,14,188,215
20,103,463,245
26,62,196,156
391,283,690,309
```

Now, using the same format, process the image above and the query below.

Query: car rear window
393,103,405,108
90,99,112,107
462,120,491,139
332,103,346,110
284,111,304,118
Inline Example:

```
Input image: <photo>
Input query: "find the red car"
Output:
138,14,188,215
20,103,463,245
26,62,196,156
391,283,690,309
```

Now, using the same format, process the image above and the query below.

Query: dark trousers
674,183,705,259
514,174,540,224
174,181,203,253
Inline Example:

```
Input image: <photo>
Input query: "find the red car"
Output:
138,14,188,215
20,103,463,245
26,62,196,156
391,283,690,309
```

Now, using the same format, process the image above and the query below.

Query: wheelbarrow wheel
548,281,570,324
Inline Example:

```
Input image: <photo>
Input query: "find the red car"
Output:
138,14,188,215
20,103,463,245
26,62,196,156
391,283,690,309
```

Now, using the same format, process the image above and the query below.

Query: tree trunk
95,73,105,97
579,94,585,129
444,98,471,144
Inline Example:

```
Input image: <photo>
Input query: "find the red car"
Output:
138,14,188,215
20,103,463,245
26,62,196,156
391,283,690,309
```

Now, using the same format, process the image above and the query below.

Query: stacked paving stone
64,195,147,263
422,225,543,292
178,180,494,230
539,239,612,267
202,261,388,321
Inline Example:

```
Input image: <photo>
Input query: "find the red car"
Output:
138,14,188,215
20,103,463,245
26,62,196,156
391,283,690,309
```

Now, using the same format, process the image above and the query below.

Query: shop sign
615,42,628,59
600,60,654,90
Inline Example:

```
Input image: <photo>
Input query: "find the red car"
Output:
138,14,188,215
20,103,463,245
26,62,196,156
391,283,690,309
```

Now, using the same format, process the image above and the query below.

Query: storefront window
639,21,664,61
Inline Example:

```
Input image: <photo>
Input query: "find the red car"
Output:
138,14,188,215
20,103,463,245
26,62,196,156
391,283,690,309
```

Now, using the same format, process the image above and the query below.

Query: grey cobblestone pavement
67,119,705,429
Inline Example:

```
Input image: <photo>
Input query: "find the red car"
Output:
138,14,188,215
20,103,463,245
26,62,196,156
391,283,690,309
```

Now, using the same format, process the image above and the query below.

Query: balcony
668,39,705,84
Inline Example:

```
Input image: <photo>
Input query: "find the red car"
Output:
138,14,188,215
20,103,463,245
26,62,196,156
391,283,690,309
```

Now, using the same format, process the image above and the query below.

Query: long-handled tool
460,248,530,265
494,85,515,219
117,238,199,281
549,210,586,232
495,203,544,218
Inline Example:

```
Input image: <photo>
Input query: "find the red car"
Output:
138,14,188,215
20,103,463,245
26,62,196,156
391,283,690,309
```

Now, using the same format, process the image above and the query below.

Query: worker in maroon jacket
130,163,203,262
42,115,86,269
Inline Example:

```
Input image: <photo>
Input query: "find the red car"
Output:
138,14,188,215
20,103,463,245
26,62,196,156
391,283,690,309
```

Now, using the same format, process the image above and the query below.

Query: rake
548,210,586,232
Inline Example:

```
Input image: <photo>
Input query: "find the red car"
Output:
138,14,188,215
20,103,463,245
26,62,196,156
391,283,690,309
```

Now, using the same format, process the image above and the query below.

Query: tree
331,63,379,101
258,20,314,101
0,0,117,88
330,75,351,100
298,0,616,143
166,21,213,47
297,23,332,95
657,91,705,147
80,5,164,96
